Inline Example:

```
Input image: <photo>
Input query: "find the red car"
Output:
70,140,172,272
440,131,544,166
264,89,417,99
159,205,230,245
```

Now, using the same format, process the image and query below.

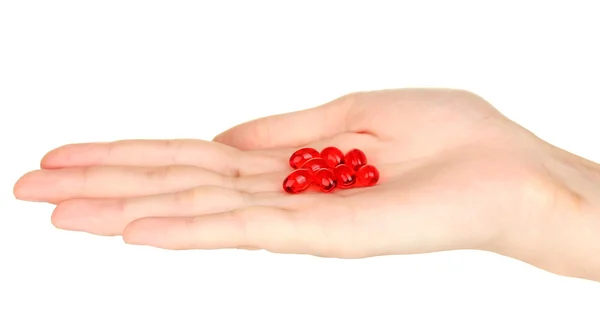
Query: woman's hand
13,89,600,280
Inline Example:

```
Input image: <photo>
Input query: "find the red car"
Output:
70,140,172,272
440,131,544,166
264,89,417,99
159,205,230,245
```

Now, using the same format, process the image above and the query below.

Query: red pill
320,146,344,168
356,164,379,187
313,168,337,193
283,169,313,194
345,148,367,170
300,157,329,175
289,148,320,169
333,164,356,188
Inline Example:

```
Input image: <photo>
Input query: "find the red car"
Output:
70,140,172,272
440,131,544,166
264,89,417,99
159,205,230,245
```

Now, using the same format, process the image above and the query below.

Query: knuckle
229,208,251,229
226,151,242,178
163,139,185,163
228,208,252,242
115,198,129,216
237,190,253,206
145,165,174,182
174,187,203,208
223,171,239,189
183,216,201,231
78,166,95,194
103,141,118,163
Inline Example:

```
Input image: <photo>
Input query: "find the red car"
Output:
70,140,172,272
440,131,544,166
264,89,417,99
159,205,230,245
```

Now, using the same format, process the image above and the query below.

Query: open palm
14,89,558,258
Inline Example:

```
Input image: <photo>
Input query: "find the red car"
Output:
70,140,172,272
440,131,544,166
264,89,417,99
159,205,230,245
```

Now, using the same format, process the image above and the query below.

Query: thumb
213,94,354,150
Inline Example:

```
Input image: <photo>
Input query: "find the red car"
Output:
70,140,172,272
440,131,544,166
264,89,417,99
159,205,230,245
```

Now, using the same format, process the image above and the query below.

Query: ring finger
52,186,248,236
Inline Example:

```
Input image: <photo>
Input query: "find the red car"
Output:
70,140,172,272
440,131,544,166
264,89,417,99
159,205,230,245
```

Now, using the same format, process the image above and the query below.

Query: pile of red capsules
282,147,379,194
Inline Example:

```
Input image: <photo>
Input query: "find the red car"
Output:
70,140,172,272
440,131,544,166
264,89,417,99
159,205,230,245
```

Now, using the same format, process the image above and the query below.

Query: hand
13,89,599,279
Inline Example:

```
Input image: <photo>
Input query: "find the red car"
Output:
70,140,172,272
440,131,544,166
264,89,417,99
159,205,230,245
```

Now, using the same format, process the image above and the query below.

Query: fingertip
12,170,65,204
49,200,89,231
211,132,226,143
123,217,206,250
121,232,139,245
50,199,91,229
40,147,62,169
122,217,161,245
40,142,106,169
212,127,256,150
50,202,70,229
40,144,82,169
13,170,38,200
13,175,26,199
122,218,143,245
211,132,233,147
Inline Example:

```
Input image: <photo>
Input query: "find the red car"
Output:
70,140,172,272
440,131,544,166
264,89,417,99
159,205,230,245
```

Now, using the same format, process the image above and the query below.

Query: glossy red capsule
356,164,379,187
345,148,367,170
300,157,329,175
283,169,313,194
333,164,356,188
289,148,320,169
320,146,344,168
313,168,337,193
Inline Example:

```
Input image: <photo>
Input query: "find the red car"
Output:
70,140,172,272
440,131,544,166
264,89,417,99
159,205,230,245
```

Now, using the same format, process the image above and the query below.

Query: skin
13,88,600,281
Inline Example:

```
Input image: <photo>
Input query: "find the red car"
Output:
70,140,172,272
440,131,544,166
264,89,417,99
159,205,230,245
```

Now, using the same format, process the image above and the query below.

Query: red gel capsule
333,164,356,188
356,164,379,187
313,168,336,193
289,148,320,169
300,157,328,175
345,149,367,170
283,169,313,194
320,146,345,168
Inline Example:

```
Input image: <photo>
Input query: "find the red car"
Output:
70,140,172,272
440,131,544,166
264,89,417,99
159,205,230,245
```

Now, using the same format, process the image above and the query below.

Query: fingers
14,165,229,203
51,186,250,236
41,139,241,176
213,94,355,150
123,206,326,254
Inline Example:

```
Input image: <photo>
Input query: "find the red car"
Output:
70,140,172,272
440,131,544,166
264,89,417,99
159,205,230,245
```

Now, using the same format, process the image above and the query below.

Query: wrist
496,145,600,280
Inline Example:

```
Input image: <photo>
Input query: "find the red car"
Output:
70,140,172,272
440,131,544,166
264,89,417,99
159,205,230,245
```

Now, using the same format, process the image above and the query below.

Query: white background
1,1,600,315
